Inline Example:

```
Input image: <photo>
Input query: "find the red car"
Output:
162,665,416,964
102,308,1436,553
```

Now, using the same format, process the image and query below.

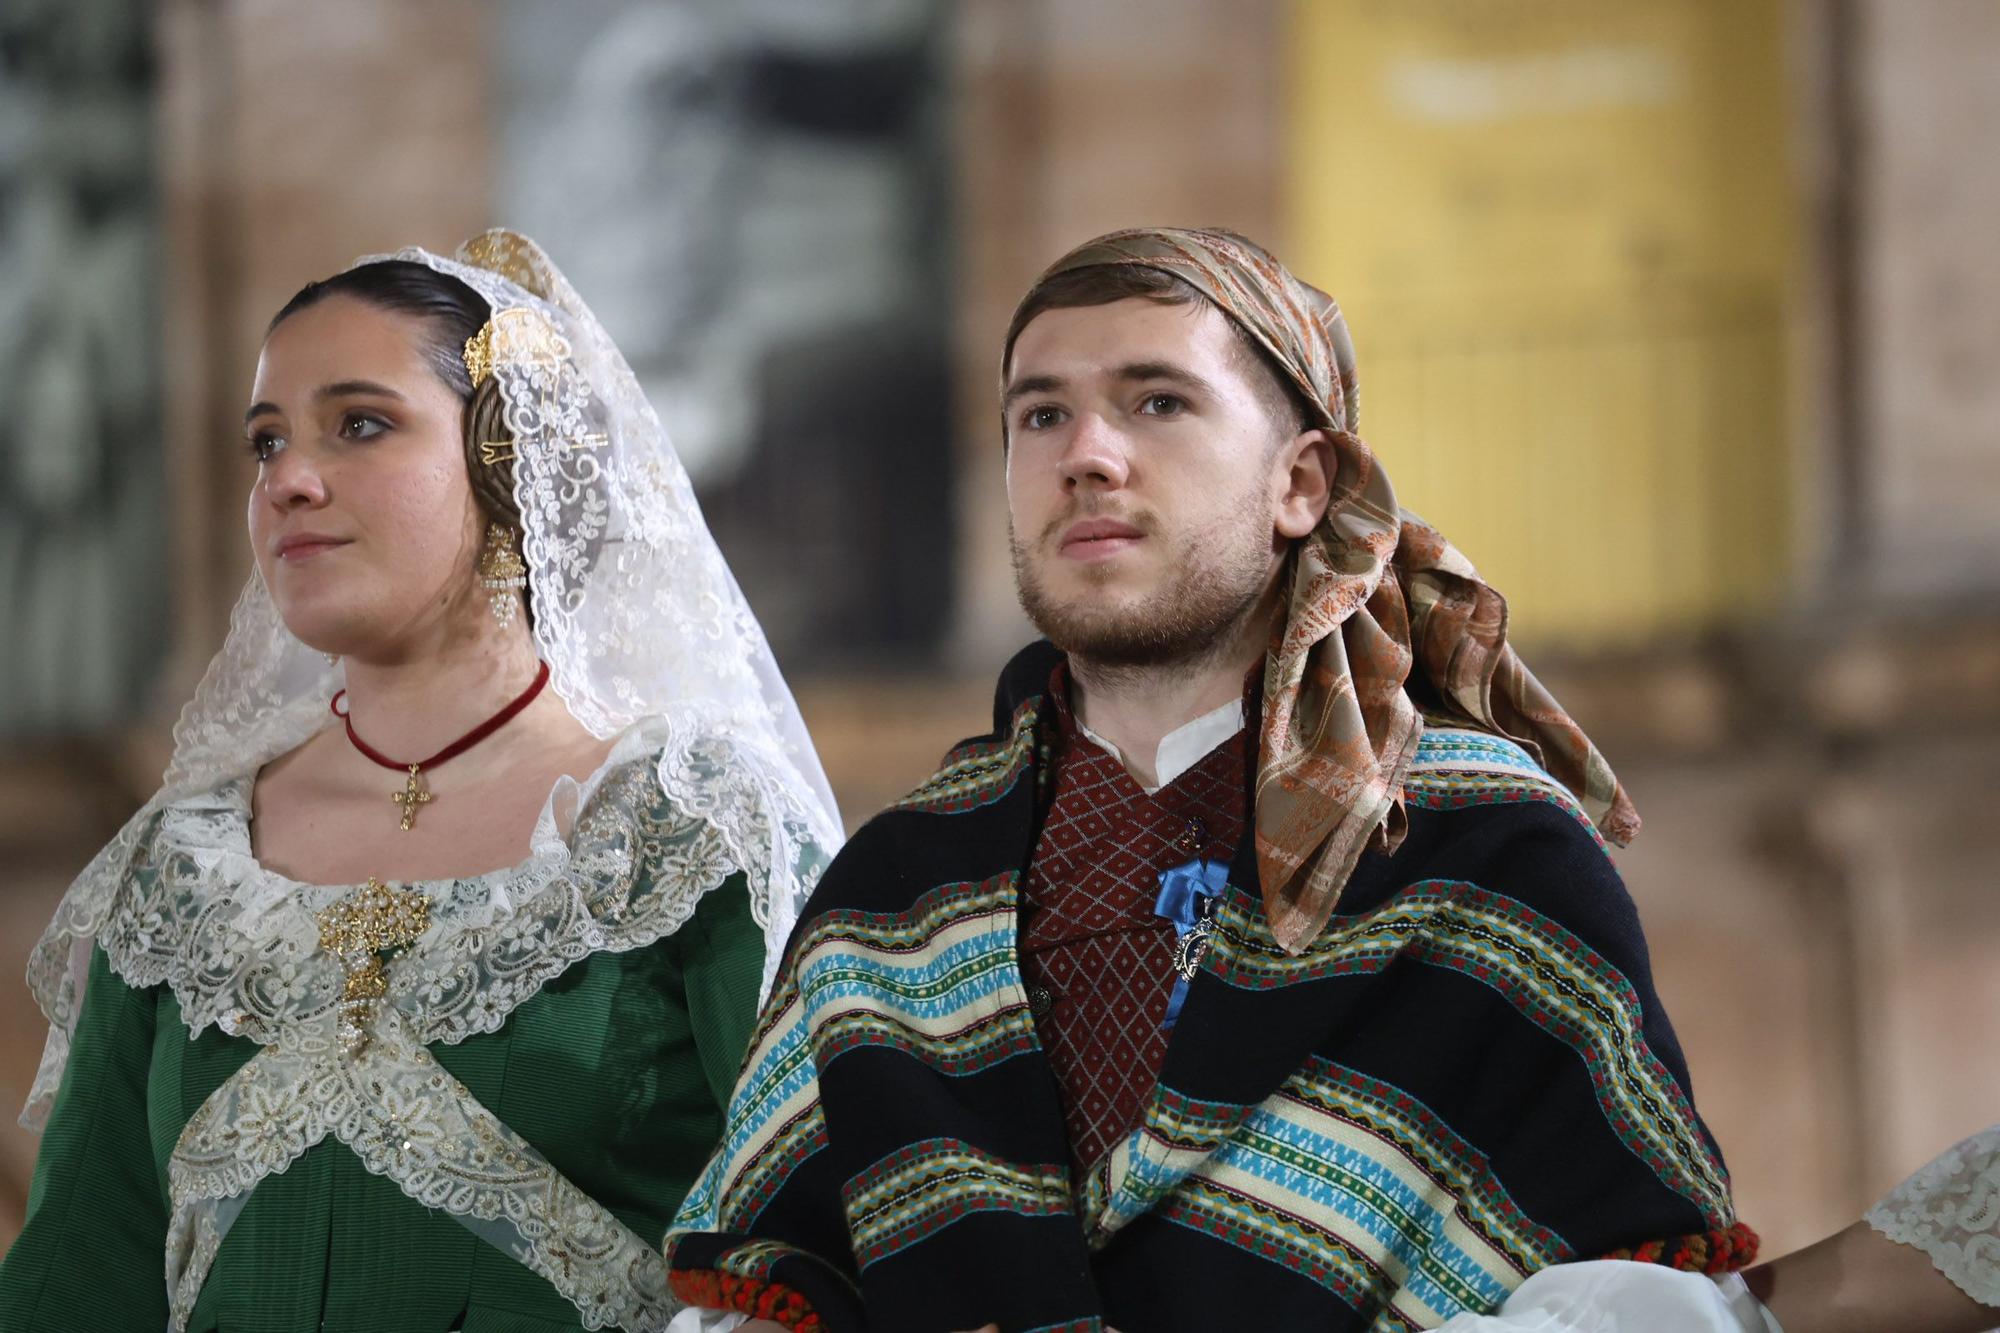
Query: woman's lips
276,536,349,560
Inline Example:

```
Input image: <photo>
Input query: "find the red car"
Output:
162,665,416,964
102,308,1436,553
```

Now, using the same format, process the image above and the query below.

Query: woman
0,230,840,1332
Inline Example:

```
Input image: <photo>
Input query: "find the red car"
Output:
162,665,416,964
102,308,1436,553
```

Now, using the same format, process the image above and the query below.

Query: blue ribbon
1154,858,1229,1028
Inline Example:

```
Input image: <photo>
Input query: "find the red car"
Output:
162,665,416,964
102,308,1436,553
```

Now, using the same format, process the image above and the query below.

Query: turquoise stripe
714,1013,821,1170
1103,1144,1195,1229
799,929,1021,1021
1413,732,1541,771
801,964,1017,1016
672,1153,724,1232
1223,1120,1436,1249
1219,1109,1513,1310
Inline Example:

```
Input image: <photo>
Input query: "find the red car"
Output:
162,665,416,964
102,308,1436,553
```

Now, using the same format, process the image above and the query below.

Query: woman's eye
246,431,283,462
1138,393,1185,417
338,411,387,441
1021,404,1066,432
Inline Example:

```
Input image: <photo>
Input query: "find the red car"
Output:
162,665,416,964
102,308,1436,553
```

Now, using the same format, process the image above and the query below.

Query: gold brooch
318,878,431,1057
463,321,494,388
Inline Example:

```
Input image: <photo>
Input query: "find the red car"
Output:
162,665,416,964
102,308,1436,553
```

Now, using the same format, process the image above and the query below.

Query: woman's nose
260,447,327,509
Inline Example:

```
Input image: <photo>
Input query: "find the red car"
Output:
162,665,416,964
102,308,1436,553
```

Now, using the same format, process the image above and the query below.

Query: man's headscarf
1010,227,1640,954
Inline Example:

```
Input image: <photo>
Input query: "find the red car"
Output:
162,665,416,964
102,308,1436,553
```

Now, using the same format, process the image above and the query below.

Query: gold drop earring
478,523,528,626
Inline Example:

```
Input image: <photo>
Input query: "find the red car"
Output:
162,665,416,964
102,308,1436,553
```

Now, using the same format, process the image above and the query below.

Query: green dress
0,746,768,1332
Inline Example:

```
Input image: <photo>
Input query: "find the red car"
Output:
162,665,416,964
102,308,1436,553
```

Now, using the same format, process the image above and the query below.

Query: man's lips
275,533,350,560
1058,518,1144,560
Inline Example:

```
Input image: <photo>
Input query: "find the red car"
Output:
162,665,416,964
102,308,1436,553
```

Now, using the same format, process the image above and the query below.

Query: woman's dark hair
268,261,520,534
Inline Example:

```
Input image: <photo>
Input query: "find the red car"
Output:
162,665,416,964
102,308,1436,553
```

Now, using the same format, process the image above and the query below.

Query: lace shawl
1867,1126,2000,1309
23,719,824,1331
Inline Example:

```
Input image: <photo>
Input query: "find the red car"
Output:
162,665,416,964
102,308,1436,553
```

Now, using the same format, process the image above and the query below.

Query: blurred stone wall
494,0,960,669
1851,0,2000,603
0,0,493,1244
0,0,168,739
2,0,1997,1273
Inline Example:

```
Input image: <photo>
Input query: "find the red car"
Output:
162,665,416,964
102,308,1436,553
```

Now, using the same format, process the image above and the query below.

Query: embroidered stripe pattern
674,875,1042,1257
1081,1085,1252,1241
711,1102,828,1236
842,1137,1072,1270
1288,1059,1564,1272
1207,881,1733,1229
675,979,830,1238
1403,726,1603,845
718,1238,814,1283
797,875,1037,1078
892,699,1040,815
1148,1063,1535,1326
1158,1175,1403,1325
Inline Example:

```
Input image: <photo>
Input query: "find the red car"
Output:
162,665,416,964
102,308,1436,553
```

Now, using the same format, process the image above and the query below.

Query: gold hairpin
476,433,609,467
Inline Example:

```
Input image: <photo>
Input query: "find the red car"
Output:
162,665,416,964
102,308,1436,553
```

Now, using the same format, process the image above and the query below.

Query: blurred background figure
2,0,1996,1266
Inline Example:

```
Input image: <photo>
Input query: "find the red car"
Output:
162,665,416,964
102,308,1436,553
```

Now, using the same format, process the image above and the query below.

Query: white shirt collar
1076,695,1246,795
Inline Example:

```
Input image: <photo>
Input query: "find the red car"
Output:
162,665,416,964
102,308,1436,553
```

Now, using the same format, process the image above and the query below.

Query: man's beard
1010,490,1276,673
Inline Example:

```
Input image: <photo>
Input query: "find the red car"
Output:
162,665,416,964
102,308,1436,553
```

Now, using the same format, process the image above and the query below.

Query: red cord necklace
330,660,551,831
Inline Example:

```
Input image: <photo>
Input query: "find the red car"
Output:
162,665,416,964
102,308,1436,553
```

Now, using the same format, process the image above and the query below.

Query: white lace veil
23,229,842,1127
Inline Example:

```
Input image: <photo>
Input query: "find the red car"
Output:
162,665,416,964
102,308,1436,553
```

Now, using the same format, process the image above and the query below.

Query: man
665,228,1758,1331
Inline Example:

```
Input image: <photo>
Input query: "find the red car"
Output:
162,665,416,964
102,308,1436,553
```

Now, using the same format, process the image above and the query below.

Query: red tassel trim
1600,1221,1761,1274
668,1269,825,1332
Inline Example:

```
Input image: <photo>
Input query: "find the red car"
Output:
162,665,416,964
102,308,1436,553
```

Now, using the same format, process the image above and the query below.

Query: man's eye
338,412,388,441
1022,405,1065,431
1138,393,1185,417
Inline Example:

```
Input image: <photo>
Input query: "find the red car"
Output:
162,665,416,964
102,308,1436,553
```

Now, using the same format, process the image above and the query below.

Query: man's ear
1273,427,1334,540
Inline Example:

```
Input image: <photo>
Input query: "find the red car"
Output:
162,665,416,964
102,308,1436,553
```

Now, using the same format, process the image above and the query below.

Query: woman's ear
1273,427,1334,540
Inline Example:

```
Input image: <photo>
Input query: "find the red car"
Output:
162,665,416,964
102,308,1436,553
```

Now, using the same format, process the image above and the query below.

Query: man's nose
1058,412,1131,490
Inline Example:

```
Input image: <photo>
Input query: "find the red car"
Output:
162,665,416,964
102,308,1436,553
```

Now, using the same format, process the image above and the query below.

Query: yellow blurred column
1284,0,1797,648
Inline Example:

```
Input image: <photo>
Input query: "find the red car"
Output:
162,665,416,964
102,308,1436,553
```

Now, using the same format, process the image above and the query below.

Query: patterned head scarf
1011,227,1639,954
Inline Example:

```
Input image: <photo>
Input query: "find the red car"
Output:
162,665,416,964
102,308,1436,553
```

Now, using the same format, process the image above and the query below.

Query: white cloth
1435,1263,1781,1333
1077,695,1245,793
663,1266,1778,1332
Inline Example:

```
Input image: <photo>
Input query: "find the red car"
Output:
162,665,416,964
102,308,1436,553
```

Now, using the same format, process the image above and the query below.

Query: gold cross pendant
317,877,432,1057
391,764,433,831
